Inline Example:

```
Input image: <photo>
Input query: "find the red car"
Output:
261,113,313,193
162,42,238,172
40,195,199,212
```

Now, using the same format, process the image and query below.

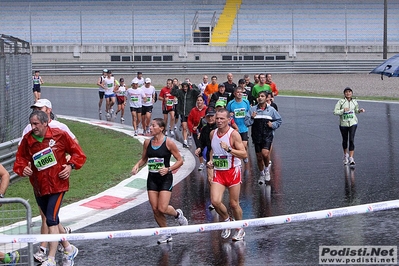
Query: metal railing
0,197,34,266
0,138,21,182
32,59,384,76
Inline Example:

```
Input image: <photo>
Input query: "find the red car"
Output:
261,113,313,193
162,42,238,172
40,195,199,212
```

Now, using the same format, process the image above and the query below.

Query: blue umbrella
370,54,399,80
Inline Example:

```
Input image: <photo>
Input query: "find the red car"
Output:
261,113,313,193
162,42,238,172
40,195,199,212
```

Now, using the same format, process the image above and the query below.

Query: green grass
5,119,143,221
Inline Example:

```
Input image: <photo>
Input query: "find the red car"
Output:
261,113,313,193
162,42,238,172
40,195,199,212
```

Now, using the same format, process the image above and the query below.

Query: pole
383,0,388,59
132,3,134,61
236,4,239,59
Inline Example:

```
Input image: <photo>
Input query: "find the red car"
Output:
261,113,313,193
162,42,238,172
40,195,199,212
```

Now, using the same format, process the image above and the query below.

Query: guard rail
0,138,21,182
33,60,384,76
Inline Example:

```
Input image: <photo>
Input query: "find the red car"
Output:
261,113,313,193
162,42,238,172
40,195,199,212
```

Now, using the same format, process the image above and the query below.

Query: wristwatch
0,194,4,198
227,146,232,153
69,164,76,170
168,167,172,173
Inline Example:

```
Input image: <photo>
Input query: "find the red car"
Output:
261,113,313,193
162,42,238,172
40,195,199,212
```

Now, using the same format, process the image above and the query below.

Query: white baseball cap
31,99,52,109
145,78,151,83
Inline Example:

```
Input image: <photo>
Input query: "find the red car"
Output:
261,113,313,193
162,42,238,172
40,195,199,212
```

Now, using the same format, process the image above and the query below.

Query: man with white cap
141,77,156,135
96,69,108,115
20,98,78,263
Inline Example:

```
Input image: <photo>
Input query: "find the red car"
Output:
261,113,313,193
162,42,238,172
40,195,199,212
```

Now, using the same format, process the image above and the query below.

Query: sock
3,253,10,263
47,256,56,263
40,246,47,254
64,244,72,253
224,217,230,222
184,139,188,144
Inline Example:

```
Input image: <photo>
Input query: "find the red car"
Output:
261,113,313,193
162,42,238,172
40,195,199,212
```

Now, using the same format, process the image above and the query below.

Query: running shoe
221,228,231,239
41,258,56,266
349,157,355,166
62,245,78,266
165,131,168,136
105,112,111,119
175,209,188,226
121,117,125,123
170,131,175,137
34,248,48,263
183,143,189,148
58,226,72,252
343,154,349,165
157,234,173,244
264,169,271,182
174,125,178,130
134,131,138,136
258,171,266,185
99,110,102,114
232,228,245,241
6,251,19,265
243,158,249,164
208,204,215,210
198,163,205,171
221,218,232,239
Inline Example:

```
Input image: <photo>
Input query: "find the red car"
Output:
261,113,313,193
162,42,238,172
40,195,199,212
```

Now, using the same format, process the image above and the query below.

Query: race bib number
148,157,165,173
234,108,246,118
242,94,248,100
33,79,40,84
219,97,227,105
213,155,229,170
131,96,139,102
146,96,152,102
343,111,354,121
107,83,113,88
166,99,174,106
33,147,57,171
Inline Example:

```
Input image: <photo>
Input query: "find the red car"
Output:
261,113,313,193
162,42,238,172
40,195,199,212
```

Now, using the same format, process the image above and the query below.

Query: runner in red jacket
187,95,207,171
13,110,86,266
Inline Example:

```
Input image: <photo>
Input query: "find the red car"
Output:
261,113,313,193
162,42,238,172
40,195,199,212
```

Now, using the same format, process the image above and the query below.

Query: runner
103,70,118,120
141,78,156,135
20,99,77,263
158,79,176,136
171,81,201,148
188,95,207,171
132,71,145,87
226,86,251,163
115,78,127,123
131,118,188,244
32,70,44,102
209,83,230,108
207,108,247,241
14,110,86,266
126,79,146,136
96,69,107,115
245,91,282,184
333,87,365,166
251,73,271,101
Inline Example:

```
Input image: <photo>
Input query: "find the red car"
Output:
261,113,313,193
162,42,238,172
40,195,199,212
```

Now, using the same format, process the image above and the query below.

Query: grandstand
1,0,399,62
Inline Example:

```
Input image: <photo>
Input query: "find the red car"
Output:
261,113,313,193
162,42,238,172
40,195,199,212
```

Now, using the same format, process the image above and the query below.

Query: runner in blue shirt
226,86,251,164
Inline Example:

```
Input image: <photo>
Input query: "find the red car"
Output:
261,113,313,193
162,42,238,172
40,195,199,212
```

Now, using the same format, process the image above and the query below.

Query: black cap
343,87,352,93
206,107,216,116
238,79,245,84
218,83,225,88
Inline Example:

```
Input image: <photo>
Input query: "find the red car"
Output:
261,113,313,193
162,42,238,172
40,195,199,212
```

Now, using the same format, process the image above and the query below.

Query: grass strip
4,119,143,223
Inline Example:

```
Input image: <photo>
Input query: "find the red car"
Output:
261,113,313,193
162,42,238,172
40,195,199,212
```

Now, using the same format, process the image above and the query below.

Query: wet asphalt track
41,87,399,265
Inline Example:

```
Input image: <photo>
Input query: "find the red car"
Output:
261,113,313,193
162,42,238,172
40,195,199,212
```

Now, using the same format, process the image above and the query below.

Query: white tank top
104,77,115,95
211,127,241,170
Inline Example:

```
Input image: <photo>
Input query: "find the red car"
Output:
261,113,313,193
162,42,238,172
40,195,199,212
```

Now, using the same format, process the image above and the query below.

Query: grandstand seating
0,0,398,46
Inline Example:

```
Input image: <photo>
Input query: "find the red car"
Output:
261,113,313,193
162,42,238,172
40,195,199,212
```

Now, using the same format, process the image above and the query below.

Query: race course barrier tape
1,199,398,243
